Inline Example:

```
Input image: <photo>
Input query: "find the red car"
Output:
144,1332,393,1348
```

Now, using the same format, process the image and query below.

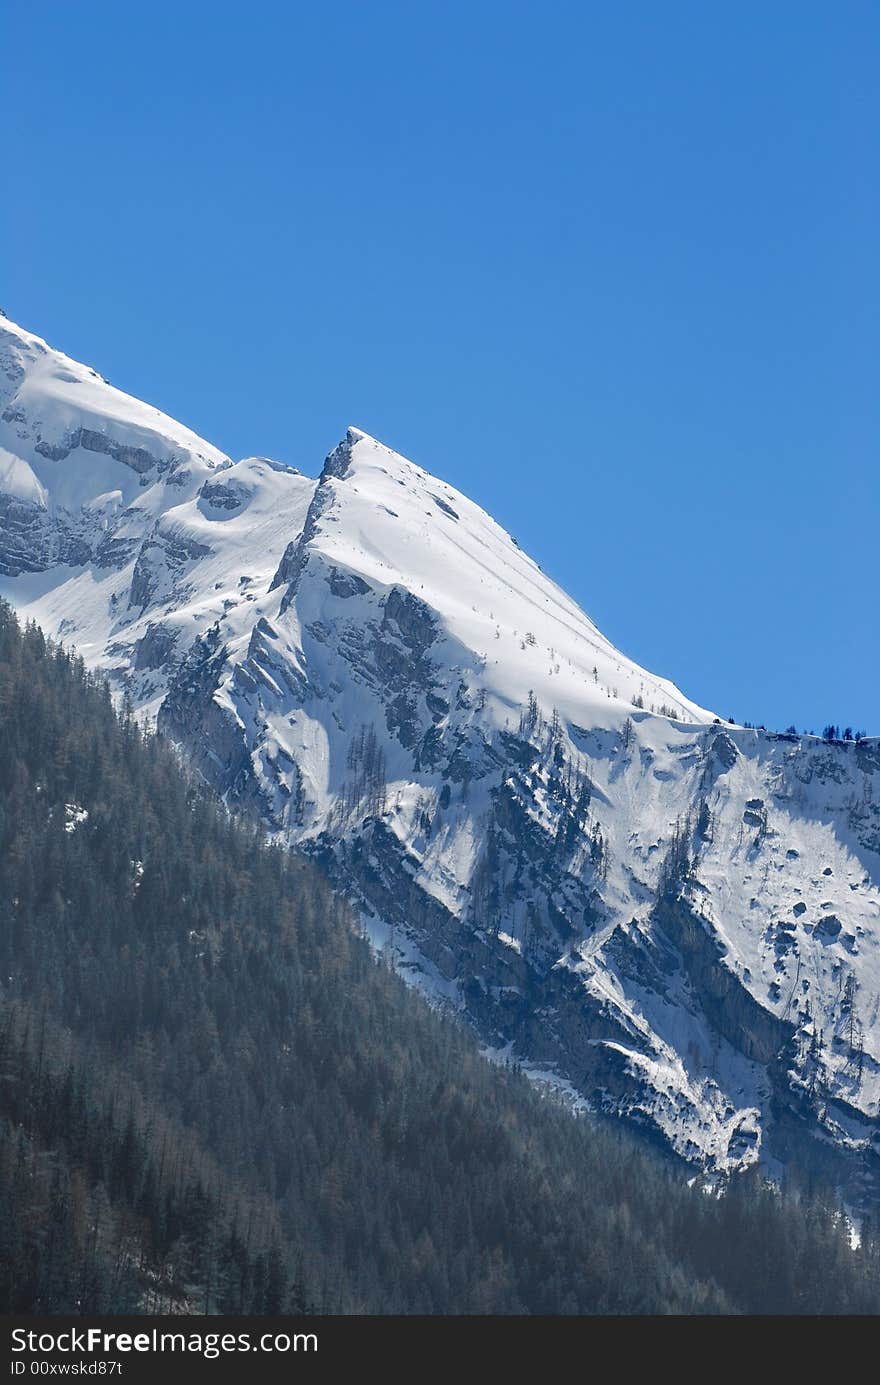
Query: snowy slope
0,315,227,509
279,426,711,727
2,312,879,1196
0,313,313,701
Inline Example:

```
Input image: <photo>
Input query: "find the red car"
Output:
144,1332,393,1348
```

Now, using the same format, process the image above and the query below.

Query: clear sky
3,1,876,732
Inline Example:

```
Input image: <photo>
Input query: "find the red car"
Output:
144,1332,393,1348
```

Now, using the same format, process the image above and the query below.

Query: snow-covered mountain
3,312,879,1196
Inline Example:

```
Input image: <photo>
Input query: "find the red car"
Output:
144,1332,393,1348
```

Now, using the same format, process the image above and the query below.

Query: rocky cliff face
3,314,879,1198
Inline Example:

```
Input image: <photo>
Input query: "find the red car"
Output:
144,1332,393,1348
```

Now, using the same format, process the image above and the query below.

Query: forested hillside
1,599,879,1315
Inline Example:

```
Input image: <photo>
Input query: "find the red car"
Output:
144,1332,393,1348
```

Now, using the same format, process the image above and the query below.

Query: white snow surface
0,318,228,482
298,427,713,729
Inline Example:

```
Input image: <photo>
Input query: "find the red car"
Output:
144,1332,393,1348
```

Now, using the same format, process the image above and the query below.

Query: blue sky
3,1,876,732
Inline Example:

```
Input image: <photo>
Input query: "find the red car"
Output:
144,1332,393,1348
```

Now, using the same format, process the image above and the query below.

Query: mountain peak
0,314,230,485
6,316,878,1185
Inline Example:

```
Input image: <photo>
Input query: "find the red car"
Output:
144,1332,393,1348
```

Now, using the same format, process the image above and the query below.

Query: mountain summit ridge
2,313,878,1195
